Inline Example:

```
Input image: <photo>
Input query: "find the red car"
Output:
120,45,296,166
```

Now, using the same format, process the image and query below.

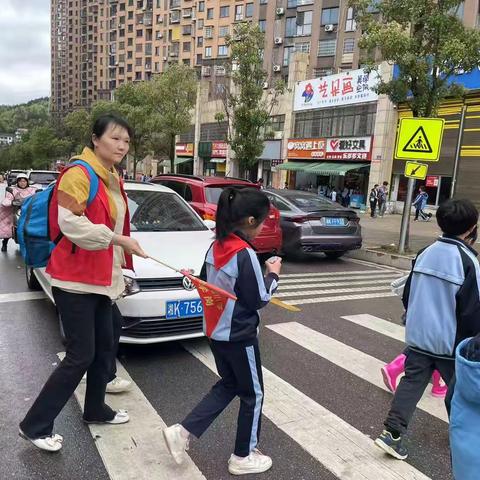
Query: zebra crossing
274,269,404,305
68,309,449,480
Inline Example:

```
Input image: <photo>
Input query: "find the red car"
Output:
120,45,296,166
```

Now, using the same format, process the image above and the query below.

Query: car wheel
56,310,67,345
25,266,41,290
325,251,346,259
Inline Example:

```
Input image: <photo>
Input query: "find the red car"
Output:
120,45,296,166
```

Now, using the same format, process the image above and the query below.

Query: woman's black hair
216,187,270,242
436,199,479,236
89,113,133,149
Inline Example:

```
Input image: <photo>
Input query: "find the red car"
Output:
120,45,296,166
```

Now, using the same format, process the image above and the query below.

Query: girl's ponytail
216,187,237,241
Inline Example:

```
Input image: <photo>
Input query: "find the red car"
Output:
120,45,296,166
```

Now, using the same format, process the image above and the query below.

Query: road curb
346,248,413,270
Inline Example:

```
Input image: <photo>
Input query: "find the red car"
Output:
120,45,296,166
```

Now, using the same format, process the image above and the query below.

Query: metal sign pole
399,177,415,254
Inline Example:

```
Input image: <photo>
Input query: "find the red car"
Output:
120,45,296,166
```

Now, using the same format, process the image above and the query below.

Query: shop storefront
198,141,227,176
257,140,282,186
175,143,194,174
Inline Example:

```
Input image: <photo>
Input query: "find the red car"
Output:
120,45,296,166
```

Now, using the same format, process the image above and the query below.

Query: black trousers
109,303,123,383
182,338,264,457
370,200,377,217
385,349,455,435
20,288,116,438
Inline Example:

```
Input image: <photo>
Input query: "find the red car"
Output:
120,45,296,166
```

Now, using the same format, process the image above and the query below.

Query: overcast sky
0,0,50,105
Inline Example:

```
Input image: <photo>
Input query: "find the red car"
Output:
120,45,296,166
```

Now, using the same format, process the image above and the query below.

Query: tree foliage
350,0,480,117
0,98,50,133
215,22,285,171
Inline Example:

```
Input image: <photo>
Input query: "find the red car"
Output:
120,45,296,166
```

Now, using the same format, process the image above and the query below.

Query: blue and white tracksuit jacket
402,236,480,358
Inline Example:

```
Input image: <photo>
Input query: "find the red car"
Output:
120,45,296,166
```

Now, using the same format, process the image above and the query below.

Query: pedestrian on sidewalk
375,198,480,461
0,174,36,252
412,186,430,221
369,184,379,218
163,187,281,476
377,181,389,217
450,333,480,480
19,114,147,452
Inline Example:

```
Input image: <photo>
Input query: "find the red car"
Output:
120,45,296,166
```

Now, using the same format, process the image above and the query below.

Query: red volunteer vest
46,165,133,286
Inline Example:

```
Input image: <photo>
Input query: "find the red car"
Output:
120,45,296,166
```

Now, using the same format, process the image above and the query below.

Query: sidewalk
359,212,441,254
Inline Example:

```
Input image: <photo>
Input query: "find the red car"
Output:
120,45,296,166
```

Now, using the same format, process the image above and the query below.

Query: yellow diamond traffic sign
395,118,445,162
404,161,428,180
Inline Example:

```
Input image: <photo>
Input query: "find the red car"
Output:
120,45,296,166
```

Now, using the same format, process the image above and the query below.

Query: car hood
129,230,214,278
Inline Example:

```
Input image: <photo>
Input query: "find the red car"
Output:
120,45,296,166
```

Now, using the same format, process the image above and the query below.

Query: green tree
141,64,198,172
350,0,480,251
63,109,92,156
27,126,70,169
215,22,285,174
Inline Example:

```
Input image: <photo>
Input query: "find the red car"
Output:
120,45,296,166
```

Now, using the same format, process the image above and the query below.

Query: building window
296,41,310,53
127,50,133,58
136,29,143,37
259,20,266,32
198,1,205,12
155,46,160,55
343,38,355,53
170,10,180,22
283,45,294,66
205,46,212,57
345,7,357,31
269,114,285,132
260,0,268,4
205,26,213,38
246,3,254,17
235,5,244,20
136,57,142,66
219,25,229,37
127,64,133,72
321,7,339,25
313,67,333,77
128,24,133,32
136,44,143,53
285,17,296,37
318,39,337,56
127,38,133,46
220,6,230,17
196,53,202,64
296,11,312,36
218,45,228,56
183,24,192,35
135,72,142,81
183,41,191,52
198,19,204,29
197,36,203,47
207,8,214,19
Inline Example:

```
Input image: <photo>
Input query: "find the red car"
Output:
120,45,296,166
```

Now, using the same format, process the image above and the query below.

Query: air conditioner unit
324,24,335,32
139,19,144,24
273,131,283,140
275,7,285,16
158,17,163,23
262,81,269,89
274,37,283,45
157,32,163,39
273,64,281,72
169,52,178,57
162,56,168,61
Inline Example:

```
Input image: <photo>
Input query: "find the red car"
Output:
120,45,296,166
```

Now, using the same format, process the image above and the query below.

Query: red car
152,174,282,254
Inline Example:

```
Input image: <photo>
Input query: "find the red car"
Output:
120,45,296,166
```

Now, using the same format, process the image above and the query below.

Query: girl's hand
113,234,148,258
265,256,282,276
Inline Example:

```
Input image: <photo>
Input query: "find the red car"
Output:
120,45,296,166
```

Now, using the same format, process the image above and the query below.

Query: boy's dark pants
385,349,455,435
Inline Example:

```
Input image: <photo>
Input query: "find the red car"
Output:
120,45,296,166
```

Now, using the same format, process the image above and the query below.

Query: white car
27,170,59,190
27,182,215,344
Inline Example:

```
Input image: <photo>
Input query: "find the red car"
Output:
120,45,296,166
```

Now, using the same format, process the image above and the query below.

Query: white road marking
343,257,409,274
183,339,430,480
283,292,398,305
266,322,448,423
278,278,397,291
281,269,386,278
275,285,392,298
0,292,47,303
57,353,206,480
342,314,405,342
280,273,399,285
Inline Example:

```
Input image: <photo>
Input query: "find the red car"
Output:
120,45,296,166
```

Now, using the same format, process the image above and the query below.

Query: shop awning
174,156,193,165
276,162,312,171
305,162,370,176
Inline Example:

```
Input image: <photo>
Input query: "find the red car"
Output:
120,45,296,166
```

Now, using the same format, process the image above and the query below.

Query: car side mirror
204,219,216,230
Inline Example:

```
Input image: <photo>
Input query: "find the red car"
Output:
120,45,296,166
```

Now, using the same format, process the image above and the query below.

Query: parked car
26,182,215,344
263,189,362,259
152,174,282,254
27,170,59,190
6,169,26,186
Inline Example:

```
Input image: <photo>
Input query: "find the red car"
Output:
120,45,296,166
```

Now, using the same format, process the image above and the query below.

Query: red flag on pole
181,269,237,337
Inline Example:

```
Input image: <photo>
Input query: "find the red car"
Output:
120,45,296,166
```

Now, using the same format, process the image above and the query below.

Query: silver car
264,189,362,259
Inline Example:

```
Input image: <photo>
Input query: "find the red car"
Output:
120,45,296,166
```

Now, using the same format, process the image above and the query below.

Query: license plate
166,299,203,319
324,217,346,226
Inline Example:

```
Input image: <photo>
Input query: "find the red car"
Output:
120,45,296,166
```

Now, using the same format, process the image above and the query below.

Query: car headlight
123,275,141,297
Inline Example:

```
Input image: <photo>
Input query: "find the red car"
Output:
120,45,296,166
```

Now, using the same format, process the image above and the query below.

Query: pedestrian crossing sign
404,161,428,180
395,118,445,161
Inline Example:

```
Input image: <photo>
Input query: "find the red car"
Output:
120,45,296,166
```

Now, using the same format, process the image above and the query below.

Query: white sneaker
163,424,190,464
228,449,273,475
106,377,131,394
84,409,130,425
19,428,63,452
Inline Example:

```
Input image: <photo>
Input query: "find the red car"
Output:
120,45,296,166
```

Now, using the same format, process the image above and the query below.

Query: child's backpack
18,160,99,268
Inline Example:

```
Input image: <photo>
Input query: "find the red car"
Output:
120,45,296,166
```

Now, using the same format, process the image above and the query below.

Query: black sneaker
374,430,408,460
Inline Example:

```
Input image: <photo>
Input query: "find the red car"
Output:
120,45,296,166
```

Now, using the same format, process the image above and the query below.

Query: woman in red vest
19,114,146,451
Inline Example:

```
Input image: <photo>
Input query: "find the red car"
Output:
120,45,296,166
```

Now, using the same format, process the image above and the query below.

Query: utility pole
398,177,415,254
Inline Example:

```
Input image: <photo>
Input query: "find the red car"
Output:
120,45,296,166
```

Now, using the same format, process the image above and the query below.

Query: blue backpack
18,160,99,268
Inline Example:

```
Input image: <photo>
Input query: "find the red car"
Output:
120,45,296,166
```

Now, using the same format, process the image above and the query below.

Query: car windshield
287,194,335,212
29,172,59,184
127,190,207,232
205,184,253,204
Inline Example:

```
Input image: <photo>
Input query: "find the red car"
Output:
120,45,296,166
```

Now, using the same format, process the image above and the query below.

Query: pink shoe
431,370,447,398
381,354,406,393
